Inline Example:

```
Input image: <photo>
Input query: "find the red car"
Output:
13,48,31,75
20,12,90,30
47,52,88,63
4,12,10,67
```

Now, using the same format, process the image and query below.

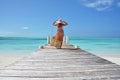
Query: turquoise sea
0,37,120,56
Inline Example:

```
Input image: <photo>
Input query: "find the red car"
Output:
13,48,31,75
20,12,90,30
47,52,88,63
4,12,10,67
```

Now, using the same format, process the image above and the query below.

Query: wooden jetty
0,36,120,80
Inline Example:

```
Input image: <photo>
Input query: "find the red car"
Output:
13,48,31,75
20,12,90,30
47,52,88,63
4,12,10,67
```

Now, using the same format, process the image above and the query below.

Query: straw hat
53,19,68,26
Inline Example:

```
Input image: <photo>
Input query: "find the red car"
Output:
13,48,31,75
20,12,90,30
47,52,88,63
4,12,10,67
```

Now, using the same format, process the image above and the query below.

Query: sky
0,0,120,38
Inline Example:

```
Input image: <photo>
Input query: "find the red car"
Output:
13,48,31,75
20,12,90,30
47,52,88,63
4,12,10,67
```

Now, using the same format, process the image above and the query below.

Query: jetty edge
0,36,120,80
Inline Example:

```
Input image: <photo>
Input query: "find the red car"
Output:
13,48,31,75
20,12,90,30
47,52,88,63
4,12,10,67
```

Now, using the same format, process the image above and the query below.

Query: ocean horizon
0,37,120,56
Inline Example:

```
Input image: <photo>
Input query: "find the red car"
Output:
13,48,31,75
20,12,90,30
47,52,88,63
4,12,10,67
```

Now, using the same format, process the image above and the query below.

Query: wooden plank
0,70,120,78
5,64,119,70
0,76,120,80
0,67,120,73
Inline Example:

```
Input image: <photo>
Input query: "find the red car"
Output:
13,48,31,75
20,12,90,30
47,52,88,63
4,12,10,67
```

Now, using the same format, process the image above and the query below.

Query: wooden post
47,36,50,44
66,36,69,45
63,36,66,45
50,36,52,43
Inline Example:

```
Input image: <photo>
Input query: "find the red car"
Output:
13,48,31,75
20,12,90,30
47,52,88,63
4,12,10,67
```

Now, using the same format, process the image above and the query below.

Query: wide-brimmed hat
53,19,68,26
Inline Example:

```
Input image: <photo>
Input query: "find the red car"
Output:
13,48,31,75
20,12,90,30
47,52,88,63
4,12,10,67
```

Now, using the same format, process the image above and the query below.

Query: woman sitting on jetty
50,19,68,49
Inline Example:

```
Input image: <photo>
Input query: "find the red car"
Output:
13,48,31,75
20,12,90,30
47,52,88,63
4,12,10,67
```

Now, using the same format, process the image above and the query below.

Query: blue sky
0,0,120,38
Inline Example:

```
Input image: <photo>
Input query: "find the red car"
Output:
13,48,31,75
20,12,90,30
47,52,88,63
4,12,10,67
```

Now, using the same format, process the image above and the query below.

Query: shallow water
0,37,120,56
70,38,120,55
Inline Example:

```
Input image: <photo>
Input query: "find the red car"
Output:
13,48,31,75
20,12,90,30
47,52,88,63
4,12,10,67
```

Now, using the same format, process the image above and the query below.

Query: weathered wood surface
0,48,120,80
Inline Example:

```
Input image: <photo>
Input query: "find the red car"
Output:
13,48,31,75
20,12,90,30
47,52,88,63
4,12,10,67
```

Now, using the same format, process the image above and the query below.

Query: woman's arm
63,21,68,26
53,20,57,26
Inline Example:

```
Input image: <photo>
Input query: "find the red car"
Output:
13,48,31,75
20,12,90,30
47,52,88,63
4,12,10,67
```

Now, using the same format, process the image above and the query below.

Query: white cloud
80,0,114,11
21,27,29,30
